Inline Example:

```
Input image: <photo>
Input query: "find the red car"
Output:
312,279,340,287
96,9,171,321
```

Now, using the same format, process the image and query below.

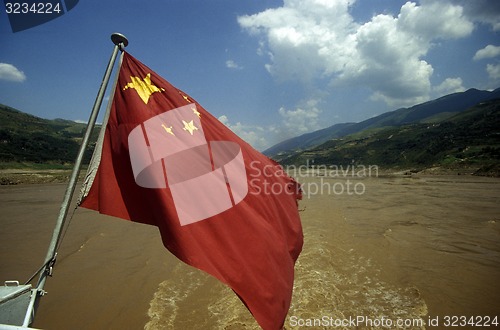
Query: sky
1,0,499,150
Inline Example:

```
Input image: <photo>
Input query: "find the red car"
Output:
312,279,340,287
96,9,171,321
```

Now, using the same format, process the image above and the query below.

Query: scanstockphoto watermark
289,315,425,328
248,160,379,198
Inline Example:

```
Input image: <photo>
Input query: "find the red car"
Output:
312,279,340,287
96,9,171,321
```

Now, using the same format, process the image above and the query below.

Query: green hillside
264,87,500,156
279,99,500,176
1,96,499,181
0,104,98,166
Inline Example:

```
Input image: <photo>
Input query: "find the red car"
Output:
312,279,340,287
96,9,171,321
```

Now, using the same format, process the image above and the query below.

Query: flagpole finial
111,33,128,50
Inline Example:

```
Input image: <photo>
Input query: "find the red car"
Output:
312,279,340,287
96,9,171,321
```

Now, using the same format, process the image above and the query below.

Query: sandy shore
0,169,73,185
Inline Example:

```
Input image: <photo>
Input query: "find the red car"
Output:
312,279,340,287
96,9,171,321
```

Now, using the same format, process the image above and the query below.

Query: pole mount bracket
111,33,128,50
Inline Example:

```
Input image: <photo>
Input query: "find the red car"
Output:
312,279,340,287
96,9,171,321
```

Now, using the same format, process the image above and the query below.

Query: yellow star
182,120,198,135
182,94,192,103
191,107,201,118
123,73,165,104
161,124,175,136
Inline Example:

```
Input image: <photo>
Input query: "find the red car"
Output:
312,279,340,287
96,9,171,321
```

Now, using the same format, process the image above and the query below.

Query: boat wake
144,225,428,329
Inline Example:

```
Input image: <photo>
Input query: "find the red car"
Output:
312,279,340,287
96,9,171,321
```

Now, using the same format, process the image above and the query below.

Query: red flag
79,52,303,330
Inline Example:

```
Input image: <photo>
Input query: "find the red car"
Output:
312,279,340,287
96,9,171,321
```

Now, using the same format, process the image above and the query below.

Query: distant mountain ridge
264,87,500,157
277,98,500,175
1,87,499,172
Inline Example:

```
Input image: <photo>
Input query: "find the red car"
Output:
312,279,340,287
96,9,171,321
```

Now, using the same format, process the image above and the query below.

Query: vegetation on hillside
277,99,500,176
1,96,499,183
0,104,98,165
265,87,500,156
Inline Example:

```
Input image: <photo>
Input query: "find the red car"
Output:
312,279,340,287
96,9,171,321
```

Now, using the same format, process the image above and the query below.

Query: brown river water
1,174,499,329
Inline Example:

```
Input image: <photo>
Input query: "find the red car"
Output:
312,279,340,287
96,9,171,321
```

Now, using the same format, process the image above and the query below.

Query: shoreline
1,164,498,186
0,168,81,185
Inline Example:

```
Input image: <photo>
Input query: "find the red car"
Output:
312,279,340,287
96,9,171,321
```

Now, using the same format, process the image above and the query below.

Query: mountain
279,98,500,175
1,86,499,173
264,122,355,156
264,88,500,157
0,104,98,164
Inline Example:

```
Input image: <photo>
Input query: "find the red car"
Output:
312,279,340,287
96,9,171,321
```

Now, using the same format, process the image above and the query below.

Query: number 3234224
442,315,498,327
5,2,62,14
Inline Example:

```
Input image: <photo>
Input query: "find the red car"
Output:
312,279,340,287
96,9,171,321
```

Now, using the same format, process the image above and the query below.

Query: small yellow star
192,107,201,118
161,124,175,136
182,120,198,135
123,73,165,104
182,94,192,103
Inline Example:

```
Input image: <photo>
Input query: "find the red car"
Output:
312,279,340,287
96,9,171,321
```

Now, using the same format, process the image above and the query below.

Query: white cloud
486,64,500,80
473,45,500,61
397,0,473,39
218,115,269,150
433,77,466,95
471,45,500,86
238,0,357,83
0,63,26,82
218,115,229,124
225,60,243,70
238,0,474,108
277,101,322,135
219,97,323,150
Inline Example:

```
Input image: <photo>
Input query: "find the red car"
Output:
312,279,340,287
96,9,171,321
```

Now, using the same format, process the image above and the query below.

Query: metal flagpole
22,33,129,328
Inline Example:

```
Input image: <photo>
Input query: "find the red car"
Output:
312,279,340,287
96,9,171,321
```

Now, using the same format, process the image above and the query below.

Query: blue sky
1,0,499,150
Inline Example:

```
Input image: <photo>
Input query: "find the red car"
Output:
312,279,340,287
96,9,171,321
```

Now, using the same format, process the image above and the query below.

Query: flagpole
23,33,128,327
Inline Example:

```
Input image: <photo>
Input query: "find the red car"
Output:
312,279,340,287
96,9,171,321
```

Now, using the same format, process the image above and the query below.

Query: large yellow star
123,73,165,104
182,120,198,135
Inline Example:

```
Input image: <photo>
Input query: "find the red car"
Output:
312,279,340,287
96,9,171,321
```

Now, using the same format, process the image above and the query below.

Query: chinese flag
79,52,303,330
